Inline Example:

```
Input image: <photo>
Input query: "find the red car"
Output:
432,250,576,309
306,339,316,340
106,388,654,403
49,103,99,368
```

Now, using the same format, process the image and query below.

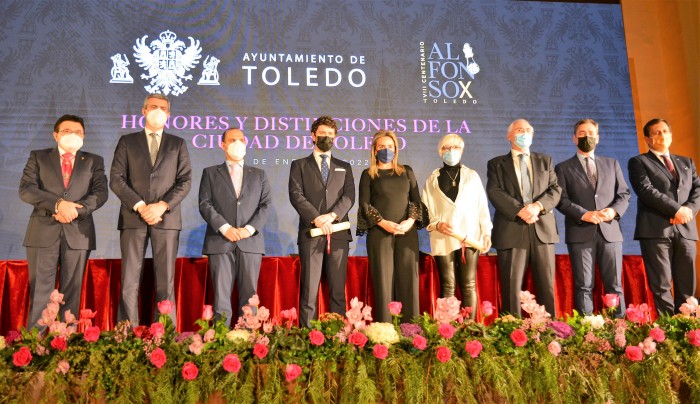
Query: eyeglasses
512,127,533,134
58,129,84,136
441,145,463,152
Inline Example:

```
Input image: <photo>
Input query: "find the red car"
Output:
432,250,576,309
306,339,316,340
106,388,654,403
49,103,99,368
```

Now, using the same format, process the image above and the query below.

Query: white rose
364,322,400,345
582,315,605,330
226,329,251,343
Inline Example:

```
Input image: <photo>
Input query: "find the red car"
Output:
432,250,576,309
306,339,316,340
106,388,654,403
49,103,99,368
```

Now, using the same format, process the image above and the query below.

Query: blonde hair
437,133,464,154
368,130,405,179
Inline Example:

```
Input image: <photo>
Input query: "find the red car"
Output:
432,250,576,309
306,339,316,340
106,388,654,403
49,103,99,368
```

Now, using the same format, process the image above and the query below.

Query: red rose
84,326,101,343
149,322,165,339
372,344,389,360
625,345,644,362
13,346,33,367
465,340,483,358
649,327,666,343
510,329,528,347
412,335,427,351
285,363,302,382
438,323,456,339
603,294,620,308
133,325,151,339
150,347,167,368
253,343,269,359
222,354,241,373
202,305,214,321
388,301,402,316
51,336,67,351
435,346,452,363
348,332,368,349
181,362,199,381
687,329,700,347
308,330,325,346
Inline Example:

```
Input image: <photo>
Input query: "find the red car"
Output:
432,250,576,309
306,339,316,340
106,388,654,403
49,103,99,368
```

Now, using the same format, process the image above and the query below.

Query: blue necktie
321,154,329,184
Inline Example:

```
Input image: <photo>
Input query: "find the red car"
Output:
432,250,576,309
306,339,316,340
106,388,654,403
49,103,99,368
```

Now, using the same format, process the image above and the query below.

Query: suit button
237,202,241,205
63,192,68,196
594,194,598,198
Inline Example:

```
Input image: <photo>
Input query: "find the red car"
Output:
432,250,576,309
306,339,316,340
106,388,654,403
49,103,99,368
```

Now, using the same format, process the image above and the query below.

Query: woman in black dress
357,130,423,323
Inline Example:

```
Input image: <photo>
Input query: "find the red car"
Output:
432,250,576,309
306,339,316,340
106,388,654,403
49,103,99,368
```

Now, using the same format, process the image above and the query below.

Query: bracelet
55,198,64,213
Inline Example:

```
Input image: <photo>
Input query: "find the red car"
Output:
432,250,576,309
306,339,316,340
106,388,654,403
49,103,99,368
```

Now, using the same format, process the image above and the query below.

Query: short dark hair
53,114,85,133
643,118,670,137
311,116,337,135
573,118,598,134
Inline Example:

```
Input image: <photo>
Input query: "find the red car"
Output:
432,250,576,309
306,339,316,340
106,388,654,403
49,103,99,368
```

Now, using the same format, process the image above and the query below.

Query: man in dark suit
486,119,561,317
555,119,630,317
110,93,192,326
19,114,108,329
199,128,271,326
289,116,355,327
628,118,700,315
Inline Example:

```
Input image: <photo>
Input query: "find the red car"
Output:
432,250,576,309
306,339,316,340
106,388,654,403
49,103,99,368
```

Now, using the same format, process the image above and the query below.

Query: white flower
226,329,251,343
364,322,400,345
582,315,605,330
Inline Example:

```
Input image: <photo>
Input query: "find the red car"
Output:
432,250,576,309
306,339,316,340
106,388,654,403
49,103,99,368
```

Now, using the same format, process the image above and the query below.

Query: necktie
662,154,678,182
230,163,242,197
149,133,159,166
321,154,329,184
62,153,73,188
584,157,597,188
519,153,532,204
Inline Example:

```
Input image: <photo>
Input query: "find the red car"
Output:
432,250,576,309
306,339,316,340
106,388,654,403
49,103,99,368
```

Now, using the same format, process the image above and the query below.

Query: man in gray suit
199,128,271,326
555,119,630,317
110,93,192,326
289,116,355,327
629,118,700,315
20,114,108,329
487,119,561,317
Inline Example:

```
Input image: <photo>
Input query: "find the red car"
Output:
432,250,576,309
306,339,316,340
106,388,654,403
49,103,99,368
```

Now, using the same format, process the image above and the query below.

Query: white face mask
146,108,168,129
226,140,246,161
58,133,84,153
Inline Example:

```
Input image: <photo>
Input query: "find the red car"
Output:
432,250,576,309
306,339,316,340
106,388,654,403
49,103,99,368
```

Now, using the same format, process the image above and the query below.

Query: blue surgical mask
514,134,532,150
376,149,394,163
442,150,462,166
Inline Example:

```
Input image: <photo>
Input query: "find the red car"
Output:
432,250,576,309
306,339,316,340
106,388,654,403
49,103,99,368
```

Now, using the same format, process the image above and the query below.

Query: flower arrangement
3,290,700,402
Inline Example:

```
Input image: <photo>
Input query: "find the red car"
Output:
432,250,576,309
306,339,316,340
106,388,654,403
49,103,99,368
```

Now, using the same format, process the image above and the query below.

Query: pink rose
248,295,260,307
435,346,452,363
548,340,561,356
373,344,389,360
640,337,657,356
388,301,402,316
13,346,32,367
603,294,620,308
687,329,700,347
510,329,528,347
625,345,644,362
51,336,67,351
55,360,70,374
626,305,646,324
285,363,303,382
465,340,483,358
189,334,204,355
253,343,269,359
649,327,666,343
412,335,427,351
348,332,368,349
202,305,214,321
150,347,167,368
308,330,325,346
150,322,165,339
438,323,456,339
157,300,175,315
481,301,494,317
83,326,100,343
204,329,216,343
182,362,199,381
222,354,241,373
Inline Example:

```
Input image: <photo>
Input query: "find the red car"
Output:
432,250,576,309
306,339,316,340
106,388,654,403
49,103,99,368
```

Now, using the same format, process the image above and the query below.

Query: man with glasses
19,114,108,329
486,119,561,317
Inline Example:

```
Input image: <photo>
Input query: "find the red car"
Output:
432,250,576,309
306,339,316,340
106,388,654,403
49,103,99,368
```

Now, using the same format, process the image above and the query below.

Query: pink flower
248,295,260,307
481,301,494,317
438,323,456,339
79,309,97,327
280,308,297,328
348,332,368,349
150,347,167,368
548,340,561,356
182,362,199,381
83,326,100,343
189,334,204,355
51,336,67,351
50,290,65,304
465,340,483,358
149,322,165,339
388,301,402,316
308,330,325,346
204,329,216,343
373,344,389,360
412,335,427,351
157,300,175,315
510,329,528,347
13,346,32,367
625,345,644,362
64,310,77,324
603,294,620,308
640,337,657,355
222,354,241,373
649,327,666,343
202,305,214,321
285,363,303,382
55,360,70,374
435,346,452,363
686,329,700,347
253,343,269,359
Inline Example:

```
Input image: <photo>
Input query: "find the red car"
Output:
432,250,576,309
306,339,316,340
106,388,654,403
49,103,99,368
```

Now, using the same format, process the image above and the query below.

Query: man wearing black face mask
289,116,355,327
555,118,630,317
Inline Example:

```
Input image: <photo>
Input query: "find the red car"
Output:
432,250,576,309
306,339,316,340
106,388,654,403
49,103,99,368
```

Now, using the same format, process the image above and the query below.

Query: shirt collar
576,152,595,162
57,145,74,158
314,149,331,161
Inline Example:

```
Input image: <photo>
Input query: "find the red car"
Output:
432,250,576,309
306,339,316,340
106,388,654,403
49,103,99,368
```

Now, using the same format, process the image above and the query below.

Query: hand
480,235,492,252
224,227,241,242
378,220,403,235
598,208,616,222
313,214,335,235
139,203,166,225
581,211,602,224
672,206,694,225
396,218,415,233
53,213,72,224
237,227,252,240
56,200,83,223
517,203,541,224
436,221,453,236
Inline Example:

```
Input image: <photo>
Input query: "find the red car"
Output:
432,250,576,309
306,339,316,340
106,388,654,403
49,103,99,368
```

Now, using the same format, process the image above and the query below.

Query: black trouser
434,247,478,318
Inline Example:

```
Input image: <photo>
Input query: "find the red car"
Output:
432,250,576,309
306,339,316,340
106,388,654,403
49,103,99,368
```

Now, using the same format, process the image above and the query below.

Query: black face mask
315,136,334,152
577,136,596,153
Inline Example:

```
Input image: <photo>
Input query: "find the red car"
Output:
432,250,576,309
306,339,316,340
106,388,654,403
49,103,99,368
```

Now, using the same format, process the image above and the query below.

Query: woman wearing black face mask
357,130,424,323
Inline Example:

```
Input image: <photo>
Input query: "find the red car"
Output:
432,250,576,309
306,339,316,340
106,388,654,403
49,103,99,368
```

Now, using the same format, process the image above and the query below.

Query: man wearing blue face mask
486,119,562,317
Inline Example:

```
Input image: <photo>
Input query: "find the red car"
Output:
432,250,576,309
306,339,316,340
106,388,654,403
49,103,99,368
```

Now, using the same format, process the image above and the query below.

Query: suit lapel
50,148,65,188
216,163,236,198
501,153,519,191
240,166,256,198
66,151,85,189
153,132,169,168
645,151,674,182
570,155,594,190
307,154,324,185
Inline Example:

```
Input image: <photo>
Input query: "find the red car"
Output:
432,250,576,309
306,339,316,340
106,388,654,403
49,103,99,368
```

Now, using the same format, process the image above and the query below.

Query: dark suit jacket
486,151,561,249
19,148,108,250
199,162,271,255
628,151,700,240
555,155,630,243
110,130,192,230
289,154,355,244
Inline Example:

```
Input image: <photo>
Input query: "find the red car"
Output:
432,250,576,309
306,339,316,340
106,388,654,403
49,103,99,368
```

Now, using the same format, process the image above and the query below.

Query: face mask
442,150,462,166
58,133,84,153
514,134,532,150
146,109,168,129
315,136,333,152
376,149,394,163
226,140,246,161
577,136,596,153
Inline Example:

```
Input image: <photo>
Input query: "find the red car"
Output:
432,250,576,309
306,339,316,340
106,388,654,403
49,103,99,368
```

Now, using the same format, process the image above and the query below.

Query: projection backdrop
0,0,639,258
